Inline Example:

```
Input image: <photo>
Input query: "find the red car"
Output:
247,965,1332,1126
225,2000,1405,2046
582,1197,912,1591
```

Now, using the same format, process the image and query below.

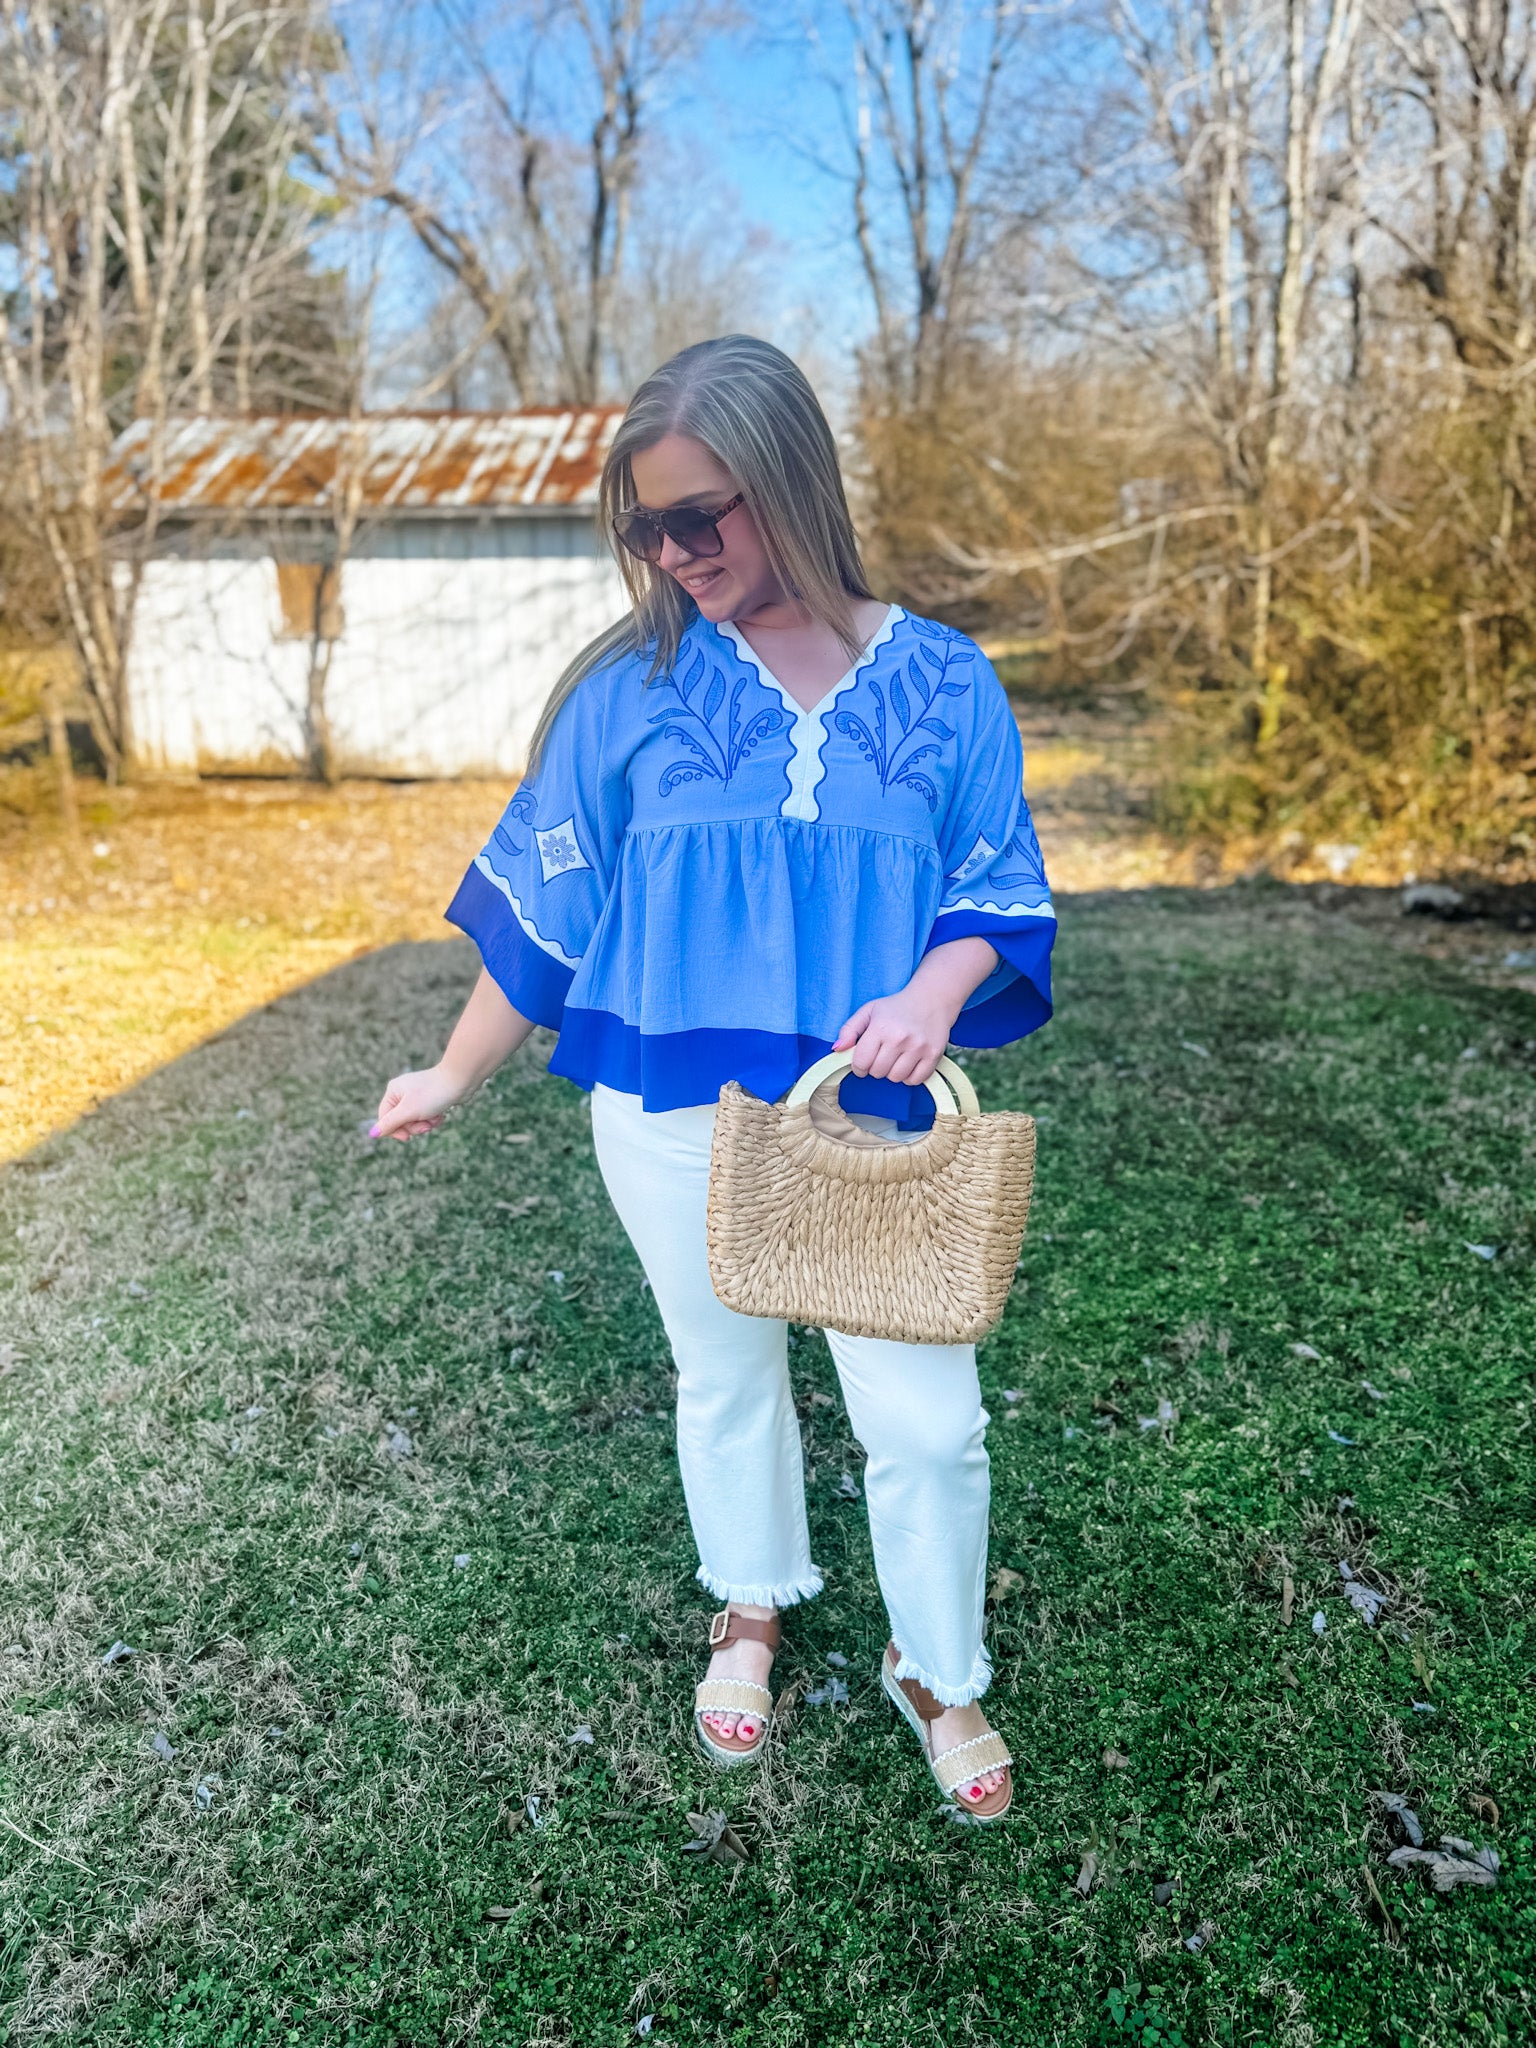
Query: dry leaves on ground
682,1811,749,1867
1387,1838,1500,1891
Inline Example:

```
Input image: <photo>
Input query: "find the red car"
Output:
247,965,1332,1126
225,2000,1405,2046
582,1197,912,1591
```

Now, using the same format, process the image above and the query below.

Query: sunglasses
612,493,745,564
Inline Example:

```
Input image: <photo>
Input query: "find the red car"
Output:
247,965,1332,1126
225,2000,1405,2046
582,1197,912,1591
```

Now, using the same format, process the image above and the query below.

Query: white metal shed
106,410,626,777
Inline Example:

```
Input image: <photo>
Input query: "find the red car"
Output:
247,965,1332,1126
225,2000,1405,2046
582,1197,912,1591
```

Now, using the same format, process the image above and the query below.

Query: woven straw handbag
705,1050,1037,1346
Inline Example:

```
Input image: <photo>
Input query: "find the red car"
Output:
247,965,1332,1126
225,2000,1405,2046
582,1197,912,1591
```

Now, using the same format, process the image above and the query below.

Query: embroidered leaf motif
835,619,969,806
663,723,718,767
900,772,940,810
834,709,881,763
492,788,539,856
655,653,784,797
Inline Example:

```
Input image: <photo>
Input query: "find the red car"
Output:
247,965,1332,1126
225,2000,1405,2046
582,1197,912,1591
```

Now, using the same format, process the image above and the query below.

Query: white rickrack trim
932,1731,1013,1794
933,1730,1011,1765
694,1679,773,1714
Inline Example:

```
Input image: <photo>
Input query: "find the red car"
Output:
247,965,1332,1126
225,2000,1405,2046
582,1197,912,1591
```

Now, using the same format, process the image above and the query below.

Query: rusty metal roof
105,409,622,516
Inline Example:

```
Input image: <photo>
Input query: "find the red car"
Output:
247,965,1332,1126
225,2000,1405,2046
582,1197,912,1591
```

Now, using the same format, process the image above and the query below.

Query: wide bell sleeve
926,662,1056,1048
444,674,625,1029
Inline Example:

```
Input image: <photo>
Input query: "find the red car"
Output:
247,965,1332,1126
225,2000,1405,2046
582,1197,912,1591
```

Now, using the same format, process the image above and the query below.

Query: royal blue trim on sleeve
925,907,1055,1047
445,861,575,1030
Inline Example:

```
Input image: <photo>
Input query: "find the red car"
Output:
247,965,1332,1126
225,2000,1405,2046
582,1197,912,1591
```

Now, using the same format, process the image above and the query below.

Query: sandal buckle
708,1609,731,1648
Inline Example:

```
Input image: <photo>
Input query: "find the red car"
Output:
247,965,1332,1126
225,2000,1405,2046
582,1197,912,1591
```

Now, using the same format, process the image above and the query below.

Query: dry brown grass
7,715,1527,1170
1,772,510,1162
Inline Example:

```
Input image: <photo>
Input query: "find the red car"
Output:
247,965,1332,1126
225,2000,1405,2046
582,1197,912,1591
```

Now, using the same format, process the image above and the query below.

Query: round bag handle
784,1050,981,1118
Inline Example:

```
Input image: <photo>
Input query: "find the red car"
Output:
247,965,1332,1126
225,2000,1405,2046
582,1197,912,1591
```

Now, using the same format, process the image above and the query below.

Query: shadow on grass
0,900,1532,2047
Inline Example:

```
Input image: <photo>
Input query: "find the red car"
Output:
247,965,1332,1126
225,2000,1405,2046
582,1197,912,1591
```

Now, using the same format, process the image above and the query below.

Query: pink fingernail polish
368,1123,380,1138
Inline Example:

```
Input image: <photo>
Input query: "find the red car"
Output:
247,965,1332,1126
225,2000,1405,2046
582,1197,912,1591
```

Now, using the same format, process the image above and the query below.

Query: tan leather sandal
881,1642,1013,1822
694,1607,781,1767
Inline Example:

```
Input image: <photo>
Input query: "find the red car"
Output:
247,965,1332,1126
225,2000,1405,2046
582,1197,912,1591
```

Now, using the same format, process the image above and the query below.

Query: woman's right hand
372,1063,469,1143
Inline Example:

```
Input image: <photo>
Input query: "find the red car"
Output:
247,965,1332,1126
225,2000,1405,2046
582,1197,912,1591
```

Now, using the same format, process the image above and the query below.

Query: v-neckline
717,605,902,718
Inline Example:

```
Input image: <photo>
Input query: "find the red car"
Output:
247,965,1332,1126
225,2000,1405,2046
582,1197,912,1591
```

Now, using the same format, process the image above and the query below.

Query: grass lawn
0,886,1530,2047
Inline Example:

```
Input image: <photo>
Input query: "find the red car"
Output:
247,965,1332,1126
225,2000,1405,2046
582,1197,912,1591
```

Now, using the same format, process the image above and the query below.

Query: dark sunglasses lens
665,509,725,557
614,510,663,561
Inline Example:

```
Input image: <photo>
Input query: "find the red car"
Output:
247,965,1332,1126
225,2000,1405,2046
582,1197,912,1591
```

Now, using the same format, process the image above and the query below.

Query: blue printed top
446,604,1055,1124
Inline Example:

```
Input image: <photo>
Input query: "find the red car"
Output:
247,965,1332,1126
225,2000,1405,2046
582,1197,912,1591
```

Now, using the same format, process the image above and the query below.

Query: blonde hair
525,334,874,771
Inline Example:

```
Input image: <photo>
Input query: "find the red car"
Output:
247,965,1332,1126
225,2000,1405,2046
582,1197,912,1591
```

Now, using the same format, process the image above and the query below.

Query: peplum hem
550,1011,946,1127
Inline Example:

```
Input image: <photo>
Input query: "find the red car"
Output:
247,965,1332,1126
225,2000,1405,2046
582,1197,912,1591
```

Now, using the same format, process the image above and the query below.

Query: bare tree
327,0,730,405
0,0,341,778
815,0,1027,409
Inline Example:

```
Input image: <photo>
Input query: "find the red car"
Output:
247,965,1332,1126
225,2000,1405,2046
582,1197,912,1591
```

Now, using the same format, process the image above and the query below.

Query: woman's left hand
833,938,1001,1085
833,987,960,1086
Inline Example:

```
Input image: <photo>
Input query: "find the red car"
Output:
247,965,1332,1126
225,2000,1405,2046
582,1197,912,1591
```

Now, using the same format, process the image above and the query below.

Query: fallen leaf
1137,1399,1178,1432
1339,1562,1386,1625
837,1472,861,1499
989,1567,1025,1603
1291,1342,1322,1360
101,1640,135,1667
1387,1839,1499,1891
1372,1791,1424,1847
1312,1611,1327,1635
1282,1575,1295,1626
1465,1243,1498,1261
1092,1396,1123,1419
1411,1700,1436,1714
384,1426,413,1459
150,1730,176,1762
1471,1794,1500,1826
1153,1880,1176,1906
1073,1849,1098,1895
1102,1748,1130,1770
808,1392,834,1407
1183,1918,1215,1953
453,1553,470,1569
568,1724,595,1746
683,1810,749,1866
483,1906,516,1923
825,1651,848,1668
1278,1662,1300,1688
636,2019,656,2039
803,1678,848,1706
1001,1388,1023,1403
1327,1430,1357,1446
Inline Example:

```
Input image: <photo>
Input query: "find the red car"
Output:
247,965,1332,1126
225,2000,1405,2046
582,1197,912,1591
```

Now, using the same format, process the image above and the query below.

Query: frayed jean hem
891,1641,993,1706
695,1562,824,1609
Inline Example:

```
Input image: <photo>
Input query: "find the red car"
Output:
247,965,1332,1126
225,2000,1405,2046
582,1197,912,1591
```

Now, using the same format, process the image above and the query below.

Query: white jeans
589,1082,994,1705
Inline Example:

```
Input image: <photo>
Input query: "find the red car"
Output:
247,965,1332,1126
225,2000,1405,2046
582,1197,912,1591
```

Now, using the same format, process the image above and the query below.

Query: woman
373,336,1054,1821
